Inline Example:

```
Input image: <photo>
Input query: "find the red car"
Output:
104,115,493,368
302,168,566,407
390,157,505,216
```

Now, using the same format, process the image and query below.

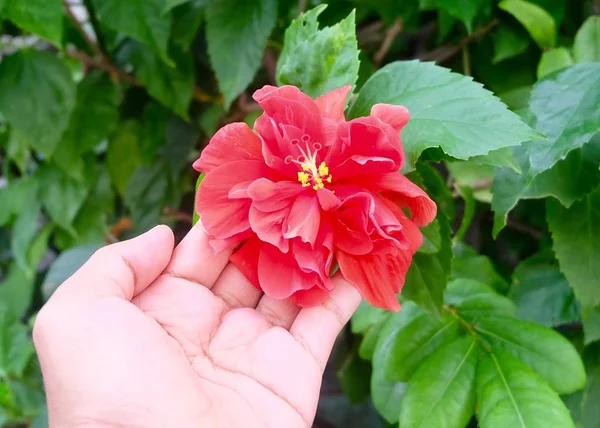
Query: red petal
315,85,351,122
336,250,403,311
258,243,317,299
290,286,330,307
230,235,262,290
316,188,342,211
247,178,303,212
196,160,269,250
249,205,290,253
193,123,262,174
374,173,437,227
282,194,321,246
370,104,410,133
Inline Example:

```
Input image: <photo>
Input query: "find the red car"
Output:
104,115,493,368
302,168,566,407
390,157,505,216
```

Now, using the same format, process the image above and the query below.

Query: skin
33,223,361,428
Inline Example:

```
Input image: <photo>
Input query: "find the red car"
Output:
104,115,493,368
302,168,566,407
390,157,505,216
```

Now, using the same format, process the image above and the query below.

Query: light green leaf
0,51,75,156
492,136,600,237
91,0,172,63
277,5,359,98
10,180,41,269
192,172,204,225
499,0,556,48
527,62,600,175
358,312,392,361
348,61,540,170
42,243,104,301
0,306,35,377
448,160,493,202
402,252,446,318
107,120,143,196
386,309,461,382
0,264,35,319
477,350,575,428
537,47,573,78
5,0,63,46
493,22,530,63
206,0,276,108
582,306,600,345
445,279,516,321
574,16,600,63
418,219,442,254
430,0,488,33
399,337,478,428
547,187,600,310
351,301,388,334
130,42,194,119
474,315,586,394
509,255,579,328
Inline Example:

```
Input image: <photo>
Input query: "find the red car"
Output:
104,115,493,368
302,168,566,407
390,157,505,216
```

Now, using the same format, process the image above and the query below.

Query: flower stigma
285,134,333,191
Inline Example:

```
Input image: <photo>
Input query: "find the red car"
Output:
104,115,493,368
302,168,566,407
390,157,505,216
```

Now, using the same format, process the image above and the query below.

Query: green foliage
498,0,556,48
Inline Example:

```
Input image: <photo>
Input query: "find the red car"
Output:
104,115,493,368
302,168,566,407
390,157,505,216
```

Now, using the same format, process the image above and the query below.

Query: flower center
285,134,332,191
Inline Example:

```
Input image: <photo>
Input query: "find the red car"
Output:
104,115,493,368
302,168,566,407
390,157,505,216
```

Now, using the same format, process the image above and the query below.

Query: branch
65,48,141,86
419,19,498,63
63,0,103,58
298,0,307,15
374,18,403,67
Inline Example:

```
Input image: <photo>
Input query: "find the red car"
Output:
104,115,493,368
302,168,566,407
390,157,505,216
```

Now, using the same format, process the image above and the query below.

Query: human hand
33,223,361,428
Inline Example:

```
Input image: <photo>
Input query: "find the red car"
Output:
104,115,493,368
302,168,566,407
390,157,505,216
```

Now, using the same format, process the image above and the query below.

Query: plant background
0,0,599,426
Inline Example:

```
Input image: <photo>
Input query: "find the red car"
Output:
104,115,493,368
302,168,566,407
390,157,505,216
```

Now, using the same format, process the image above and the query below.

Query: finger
163,221,231,289
211,264,263,309
51,225,175,304
256,295,301,329
290,274,361,371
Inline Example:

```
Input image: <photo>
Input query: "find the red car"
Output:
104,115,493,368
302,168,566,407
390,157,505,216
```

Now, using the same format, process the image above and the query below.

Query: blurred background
0,0,598,426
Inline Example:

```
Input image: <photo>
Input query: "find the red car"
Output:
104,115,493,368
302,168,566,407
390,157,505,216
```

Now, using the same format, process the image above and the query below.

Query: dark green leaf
161,116,198,175
477,349,575,428
0,264,35,319
348,61,539,170
418,219,442,254
10,181,41,270
358,313,391,361
170,0,208,50
493,22,530,63
445,279,516,321
0,306,34,377
430,0,488,33
206,0,276,108
0,51,75,156
42,243,104,300
91,0,172,63
451,253,509,294
5,0,63,46
338,350,372,404
547,187,600,309
474,315,586,394
537,47,573,78
386,309,461,382
574,16,600,63
351,301,388,334
582,305,600,346
140,103,169,163
399,337,478,428
499,0,556,48
580,345,600,427
510,256,579,327
277,5,360,98
54,72,121,179
402,253,446,318
455,185,476,241
130,43,194,119
107,120,143,196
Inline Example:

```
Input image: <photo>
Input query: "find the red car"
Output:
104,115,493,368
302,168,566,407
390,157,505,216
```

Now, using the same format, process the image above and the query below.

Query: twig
419,19,498,63
63,0,103,58
297,0,307,15
262,47,278,85
462,45,471,76
374,18,403,66
66,48,141,86
505,220,544,240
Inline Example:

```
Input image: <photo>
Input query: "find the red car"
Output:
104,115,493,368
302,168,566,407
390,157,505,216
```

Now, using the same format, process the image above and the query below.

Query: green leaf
37,164,90,236
399,336,478,428
527,63,600,175
477,349,575,428
206,0,276,108
455,185,476,241
351,301,388,334
537,47,573,78
447,161,494,204
418,219,442,254
493,22,530,63
10,181,41,270
499,0,556,48
583,306,600,345
277,5,360,98
402,252,446,318
509,255,579,327
348,61,539,170
0,264,35,319
338,350,372,404
574,16,600,63
0,306,35,378
445,279,516,321
42,243,104,301
192,172,204,225
414,163,456,221
91,0,172,63
0,51,75,156
54,72,121,179
579,345,600,427
130,43,194,119
474,315,586,394
358,313,391,361
430,0,488,33
492,136,600,237
164,0,192,11
170,0,208,50
5,0,63,46
161,116,198,175
451,253,509,294
107,120,143,196
386,309,461,382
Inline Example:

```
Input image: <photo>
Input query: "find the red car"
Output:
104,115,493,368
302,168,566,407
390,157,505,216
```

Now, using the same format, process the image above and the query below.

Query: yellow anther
318,162,329,177
313,184,319,190
302,165,310,172
315,177,323,184
297,171,310,185
318,182,325,189
326,176,332,183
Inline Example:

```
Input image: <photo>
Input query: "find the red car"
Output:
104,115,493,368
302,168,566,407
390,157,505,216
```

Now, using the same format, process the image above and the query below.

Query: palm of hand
34,225,360,428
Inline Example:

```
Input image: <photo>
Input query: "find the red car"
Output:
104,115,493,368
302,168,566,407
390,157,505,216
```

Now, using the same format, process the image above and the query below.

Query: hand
33,224,361,428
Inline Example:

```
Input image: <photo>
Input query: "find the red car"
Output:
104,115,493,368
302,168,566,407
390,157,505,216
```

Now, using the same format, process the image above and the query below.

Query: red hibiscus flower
193,85,436,311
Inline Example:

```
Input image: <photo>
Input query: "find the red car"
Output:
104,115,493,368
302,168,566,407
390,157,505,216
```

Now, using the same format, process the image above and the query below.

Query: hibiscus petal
374,173,437,227
292,222,334,279
247,178,304,212
315,85,351,122
290,286,330,307
336,250,403,311
230,235,262,290
258,243,317,299
196,160,269,250
316,188,342,211
249,205,290,253
283,194,321,246
370,104,410,133
193,123,263,174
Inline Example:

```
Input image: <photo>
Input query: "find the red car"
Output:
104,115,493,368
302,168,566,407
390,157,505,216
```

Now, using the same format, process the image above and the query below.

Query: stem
63,1,103,57
65,48,141,86
374,18,403,67
462,45,471,76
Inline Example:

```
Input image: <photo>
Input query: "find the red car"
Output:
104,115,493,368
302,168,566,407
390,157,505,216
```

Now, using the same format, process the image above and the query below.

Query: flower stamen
287,135,332,191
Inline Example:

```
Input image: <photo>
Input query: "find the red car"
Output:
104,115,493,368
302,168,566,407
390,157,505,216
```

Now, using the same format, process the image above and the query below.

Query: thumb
51,225,175,304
